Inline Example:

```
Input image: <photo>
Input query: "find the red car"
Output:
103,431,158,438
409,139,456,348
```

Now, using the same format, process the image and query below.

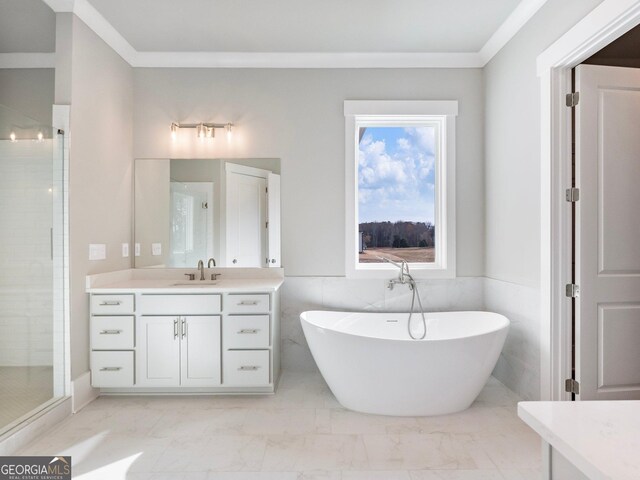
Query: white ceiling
0,0,550,68
85,0,521,53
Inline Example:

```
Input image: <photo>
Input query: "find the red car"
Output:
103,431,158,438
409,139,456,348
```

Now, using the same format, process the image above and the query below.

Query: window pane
358,126,436,264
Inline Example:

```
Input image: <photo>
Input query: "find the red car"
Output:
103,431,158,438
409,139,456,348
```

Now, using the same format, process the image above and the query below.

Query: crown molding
132,51,484,68
480,0,549,64
40,0,548,68
0,53,56,68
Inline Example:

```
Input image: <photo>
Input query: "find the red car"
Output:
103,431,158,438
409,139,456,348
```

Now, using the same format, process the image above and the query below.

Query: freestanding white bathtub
300,310,509,416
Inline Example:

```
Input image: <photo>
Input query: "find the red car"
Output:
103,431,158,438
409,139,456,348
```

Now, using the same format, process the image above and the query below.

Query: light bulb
37,131,44,142
196,123,206,139
170,123,178,140
226,123,233,141
206,126,214,139
9,132,16,142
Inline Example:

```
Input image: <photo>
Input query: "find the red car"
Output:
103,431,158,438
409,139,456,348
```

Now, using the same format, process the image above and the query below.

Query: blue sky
358,126,436,224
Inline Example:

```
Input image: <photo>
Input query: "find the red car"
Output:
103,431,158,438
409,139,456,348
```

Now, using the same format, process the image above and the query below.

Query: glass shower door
0,104,65,435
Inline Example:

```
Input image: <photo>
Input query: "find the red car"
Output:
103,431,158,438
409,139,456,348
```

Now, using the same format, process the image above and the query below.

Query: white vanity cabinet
89,294,136,388
88,280,281,394
137,294,222,388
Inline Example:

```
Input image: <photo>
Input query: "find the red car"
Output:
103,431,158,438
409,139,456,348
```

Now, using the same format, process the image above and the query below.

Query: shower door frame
0,105,71,441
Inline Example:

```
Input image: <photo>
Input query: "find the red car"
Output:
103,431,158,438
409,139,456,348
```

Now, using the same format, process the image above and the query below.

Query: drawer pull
238,301,259,306
238,329,259,334
238,365,260,371
99,300,122,306
99,367,122,372
99,329,122,335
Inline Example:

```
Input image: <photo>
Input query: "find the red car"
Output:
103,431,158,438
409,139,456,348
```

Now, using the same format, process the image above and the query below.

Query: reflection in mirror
134,158,281,269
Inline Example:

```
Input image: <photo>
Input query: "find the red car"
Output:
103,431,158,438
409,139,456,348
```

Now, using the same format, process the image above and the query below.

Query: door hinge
565,378,580,395
265,221,269,229
565,188,580,202
565,283,580,298
566,92,580,107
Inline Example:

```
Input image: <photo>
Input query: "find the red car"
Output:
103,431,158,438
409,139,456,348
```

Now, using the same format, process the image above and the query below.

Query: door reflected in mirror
134,158,281,269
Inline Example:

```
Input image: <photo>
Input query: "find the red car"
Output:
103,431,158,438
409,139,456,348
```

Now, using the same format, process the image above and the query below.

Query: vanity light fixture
170,122,233,141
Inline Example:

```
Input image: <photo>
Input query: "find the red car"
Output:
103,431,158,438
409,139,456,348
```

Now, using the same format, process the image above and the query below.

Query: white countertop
518,400,640,480
86,268,284,293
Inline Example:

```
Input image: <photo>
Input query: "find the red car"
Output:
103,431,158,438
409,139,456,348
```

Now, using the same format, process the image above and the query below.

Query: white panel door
267,172,281,267
226,170,267,267
180,315,222,387
137,316,181,387
575,64,640,400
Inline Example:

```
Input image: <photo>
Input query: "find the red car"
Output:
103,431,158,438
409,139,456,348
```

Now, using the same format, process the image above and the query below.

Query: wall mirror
134,158,281,269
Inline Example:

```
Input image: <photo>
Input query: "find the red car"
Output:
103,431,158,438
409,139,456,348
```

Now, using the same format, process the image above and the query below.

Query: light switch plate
151,243,162,256
122,243,129,257
89,243,106,261
134,243,140,257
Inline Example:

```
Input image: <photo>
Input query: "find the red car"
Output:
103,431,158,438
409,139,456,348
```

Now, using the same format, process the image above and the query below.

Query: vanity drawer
91,351,134,387
91,316,134,350
226,294,270,314
223,315,270,349
139,294,221,315
91,294,134,315
223,350,270,386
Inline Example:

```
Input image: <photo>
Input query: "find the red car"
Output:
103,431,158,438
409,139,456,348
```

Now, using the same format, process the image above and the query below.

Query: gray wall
484,0,603,287
483,0,603,399
133,68,486,277
0,69,55,125
55,14,134,380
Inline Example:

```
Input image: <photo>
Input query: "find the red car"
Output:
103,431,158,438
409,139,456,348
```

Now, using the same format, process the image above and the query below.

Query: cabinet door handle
99,367,122,372
173,318,178,339
181,318,186,338
99,300,121,306
238,329,259,334
238,365,260,371
238,300,259,306
99,329,122,335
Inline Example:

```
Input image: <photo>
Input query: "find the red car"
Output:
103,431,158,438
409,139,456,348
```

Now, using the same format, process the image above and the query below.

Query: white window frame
344,100,457,279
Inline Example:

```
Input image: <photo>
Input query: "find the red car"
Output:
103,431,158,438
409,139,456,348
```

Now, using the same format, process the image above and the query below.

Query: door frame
538,0,640,401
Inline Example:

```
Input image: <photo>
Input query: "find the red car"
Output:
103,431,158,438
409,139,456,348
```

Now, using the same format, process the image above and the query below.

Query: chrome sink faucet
197,260,205,280
207,258,221,281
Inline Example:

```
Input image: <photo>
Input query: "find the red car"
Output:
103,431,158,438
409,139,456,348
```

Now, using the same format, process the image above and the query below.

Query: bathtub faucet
378,256,412,289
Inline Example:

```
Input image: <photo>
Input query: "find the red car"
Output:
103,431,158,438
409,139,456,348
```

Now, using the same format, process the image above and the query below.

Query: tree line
360,221,435,249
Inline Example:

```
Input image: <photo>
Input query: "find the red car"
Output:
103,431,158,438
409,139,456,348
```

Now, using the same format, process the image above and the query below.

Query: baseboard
71,371,98,413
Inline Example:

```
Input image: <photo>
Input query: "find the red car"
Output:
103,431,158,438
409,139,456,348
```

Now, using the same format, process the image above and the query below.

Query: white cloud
358,126,437,223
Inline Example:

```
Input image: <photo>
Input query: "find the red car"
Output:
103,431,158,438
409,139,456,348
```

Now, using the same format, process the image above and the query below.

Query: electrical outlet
122,243,129,257
134,243,140,257
152,243,162,256
89,243,106,261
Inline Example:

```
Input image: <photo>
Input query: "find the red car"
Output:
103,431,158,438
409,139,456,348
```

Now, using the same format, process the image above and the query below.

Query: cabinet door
137,316,180,387
180,315,221,387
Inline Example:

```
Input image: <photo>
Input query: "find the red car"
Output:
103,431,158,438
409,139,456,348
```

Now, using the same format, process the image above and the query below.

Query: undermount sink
171,281,219,287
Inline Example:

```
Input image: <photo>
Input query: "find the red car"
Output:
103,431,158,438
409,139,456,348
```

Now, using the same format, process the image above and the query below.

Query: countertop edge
517,402,608,480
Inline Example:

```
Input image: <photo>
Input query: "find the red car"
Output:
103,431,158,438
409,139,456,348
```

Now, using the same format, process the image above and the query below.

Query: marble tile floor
19,371,541,479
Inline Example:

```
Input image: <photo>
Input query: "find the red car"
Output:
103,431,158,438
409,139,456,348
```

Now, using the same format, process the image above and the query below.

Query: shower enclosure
0,104,66,436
